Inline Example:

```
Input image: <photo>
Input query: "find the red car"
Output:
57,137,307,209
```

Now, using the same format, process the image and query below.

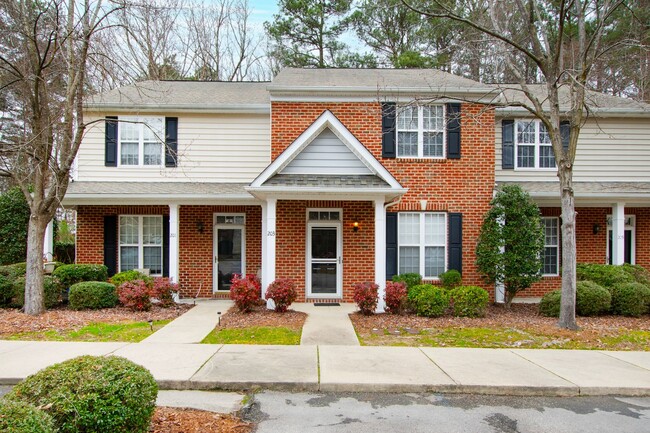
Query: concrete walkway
141,299,233,344
1,340,650,396
292,303,359,346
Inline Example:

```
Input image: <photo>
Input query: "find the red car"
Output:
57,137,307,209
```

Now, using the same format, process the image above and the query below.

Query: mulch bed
0,304,193,337
219,304,307,331
151,408,251,433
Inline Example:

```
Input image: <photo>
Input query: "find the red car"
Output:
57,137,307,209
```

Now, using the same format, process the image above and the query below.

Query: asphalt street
244,392,650,433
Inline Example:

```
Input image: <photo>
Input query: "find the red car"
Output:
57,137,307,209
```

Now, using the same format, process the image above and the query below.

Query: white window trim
213,213,247,292
606,214,636,265
542,217,560,276
118,215,163,276
398,212,447,279
396,105,446,159
514,119,556,171
117,116,165,168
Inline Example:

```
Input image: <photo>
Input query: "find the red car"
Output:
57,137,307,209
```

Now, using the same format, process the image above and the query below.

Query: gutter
83,103,270,114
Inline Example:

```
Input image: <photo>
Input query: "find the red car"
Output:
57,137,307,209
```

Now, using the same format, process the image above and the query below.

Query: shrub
414,286,449,317
230,274,261,312
117,280,151,311
576,281,611,316
0,262,27,278
12,276,62,308
621,263,650,285
353,282,378,315
439,270,462,290
407,283,434,303
611,282,649,317
0,273,13,306
68,282,117,310
539,290,562,317
450,286,489,317
52,264,107,288
151,277,178,307
392,273,422,289
0,399,56,433
6,355,157,433
0,187,30,266
265,278,297,313
110,270,154,288
385,281,408,314
576,263,635,288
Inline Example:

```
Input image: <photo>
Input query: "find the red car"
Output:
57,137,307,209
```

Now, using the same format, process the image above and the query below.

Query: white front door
307,223,342,298
213,214,246,292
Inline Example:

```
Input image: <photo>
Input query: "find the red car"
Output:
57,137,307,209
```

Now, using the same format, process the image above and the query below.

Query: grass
6,320,171,343
201,326,301,345
359,326,650,351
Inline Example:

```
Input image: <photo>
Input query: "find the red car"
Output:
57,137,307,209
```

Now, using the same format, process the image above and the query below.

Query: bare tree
406,0,627,329
0,0,121,315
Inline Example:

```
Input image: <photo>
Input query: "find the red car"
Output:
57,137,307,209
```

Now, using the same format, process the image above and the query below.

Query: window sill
542,274,560,278
394,158,448,164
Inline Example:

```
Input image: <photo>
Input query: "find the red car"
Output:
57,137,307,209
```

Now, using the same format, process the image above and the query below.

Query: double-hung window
119,216,163,275
541,217,559,275
515,120,555,169
397,105,445,158
398,213,446,278
118,116,164,166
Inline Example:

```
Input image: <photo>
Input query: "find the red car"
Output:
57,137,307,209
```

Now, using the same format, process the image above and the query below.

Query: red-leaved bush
118,280,151,311
265,278,297,313
230,274,261,312
353,282,378,315
151,277,178,307
385,281,408,314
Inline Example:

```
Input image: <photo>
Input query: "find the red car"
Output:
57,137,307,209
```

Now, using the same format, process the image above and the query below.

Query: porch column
495,215,506,303
374,199,386,313
612,202,625,265
169,204,180,283
43,219,54,261
262,198,277,308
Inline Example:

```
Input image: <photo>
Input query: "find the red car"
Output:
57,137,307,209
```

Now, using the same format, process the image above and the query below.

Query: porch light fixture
353,221,360,232
593,223,600,235
196,220,204,234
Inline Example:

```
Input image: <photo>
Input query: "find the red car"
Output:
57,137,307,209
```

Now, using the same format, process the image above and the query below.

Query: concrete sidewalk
1,340,649,396
292,303,359,346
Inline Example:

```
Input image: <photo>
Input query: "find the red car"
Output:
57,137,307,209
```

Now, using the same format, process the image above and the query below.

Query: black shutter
165,117,178,167
105,116,118,167
103,215,118,277
386,212,398,280
560,121,570,153
502,119,515,169
381,102,396,158
162,215,170,278
448,213,462,274
446,103,461,159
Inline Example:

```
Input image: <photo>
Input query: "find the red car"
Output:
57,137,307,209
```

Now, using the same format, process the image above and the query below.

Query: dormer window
118,116,164,166
397,105,446,158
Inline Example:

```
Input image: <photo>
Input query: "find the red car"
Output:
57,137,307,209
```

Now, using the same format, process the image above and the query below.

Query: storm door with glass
307,210,342,298
213,214,245,292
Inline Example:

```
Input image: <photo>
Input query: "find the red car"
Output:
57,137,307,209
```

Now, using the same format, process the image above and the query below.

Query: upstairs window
516,120,555,169
118,117,164,166
397,105,445,158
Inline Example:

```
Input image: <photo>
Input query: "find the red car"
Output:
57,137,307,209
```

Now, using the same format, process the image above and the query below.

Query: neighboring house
62,69,650,305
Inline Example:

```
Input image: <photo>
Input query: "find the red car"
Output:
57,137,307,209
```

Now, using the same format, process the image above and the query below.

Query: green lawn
6,320,171,343
201,326,301,345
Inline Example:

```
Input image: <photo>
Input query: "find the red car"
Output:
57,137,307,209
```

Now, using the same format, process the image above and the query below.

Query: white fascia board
62,194,258,206
246,186,408,201
496,107,650,118
250,110,403,189
266,85,496,95
84,103,270,114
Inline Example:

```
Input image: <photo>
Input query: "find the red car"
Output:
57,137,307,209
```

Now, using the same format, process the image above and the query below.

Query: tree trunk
504,290,513,309
24,214,48,315
558,169,578,330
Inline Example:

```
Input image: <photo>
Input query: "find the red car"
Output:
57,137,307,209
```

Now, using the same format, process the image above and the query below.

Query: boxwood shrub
52,264,108,288
0,273,13,306
610,282,649,317
450,285,489,317
110,270,154,288
414,286,449,317
576,281,611,316
539,290,562,317
439,270,462,290
68,281,118,310
576,263,635,288
407,283,434,303
392,273,422,290
12,276,62,308
6,355,158,433
0,262,27,278
0,399,56,433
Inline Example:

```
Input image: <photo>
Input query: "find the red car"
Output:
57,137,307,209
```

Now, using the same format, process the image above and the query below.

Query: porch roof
62,181,256,206
265,174,390,188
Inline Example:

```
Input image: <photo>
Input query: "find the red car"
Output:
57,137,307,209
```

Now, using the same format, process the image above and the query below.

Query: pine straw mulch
350,303,650,349
218,303,307,332
0,304,193,337
151,407,251,433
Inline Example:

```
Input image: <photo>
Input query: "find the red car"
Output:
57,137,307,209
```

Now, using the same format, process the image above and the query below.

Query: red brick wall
76,205,261,298
271,102,496,296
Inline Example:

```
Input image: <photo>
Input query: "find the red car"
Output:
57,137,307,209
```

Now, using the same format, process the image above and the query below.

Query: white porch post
262,198,277,309
169,204,180,283
495,215,505,303
43,219,54,261
374,199,386,313
612,202,625,265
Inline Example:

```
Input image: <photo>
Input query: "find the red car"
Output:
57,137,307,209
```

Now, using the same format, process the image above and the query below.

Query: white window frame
398,212,447,279
118,215,164,276
117,116,165,167
396,105,446,159
606,214,636,265
514,119,556,170
541,217,560,276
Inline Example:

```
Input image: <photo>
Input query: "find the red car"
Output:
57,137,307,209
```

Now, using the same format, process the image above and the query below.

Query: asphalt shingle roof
66,181,251,196
263,174,391,188
499,181,650,196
